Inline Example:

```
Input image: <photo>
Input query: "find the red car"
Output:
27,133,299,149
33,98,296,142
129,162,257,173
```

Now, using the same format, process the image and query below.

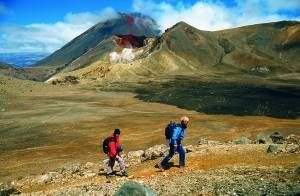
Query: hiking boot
157,163,165,171
121,171,128,177
106,173,115,178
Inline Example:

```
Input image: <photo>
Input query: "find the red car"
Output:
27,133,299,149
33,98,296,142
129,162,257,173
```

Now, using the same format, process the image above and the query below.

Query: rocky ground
1,75,300,195
1,134,299,195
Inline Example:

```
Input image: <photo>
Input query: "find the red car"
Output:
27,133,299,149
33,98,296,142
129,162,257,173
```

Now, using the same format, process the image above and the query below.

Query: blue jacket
169,125,186,145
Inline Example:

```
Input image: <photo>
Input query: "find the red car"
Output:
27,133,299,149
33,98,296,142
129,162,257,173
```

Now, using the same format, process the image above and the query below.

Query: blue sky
0,0,299,53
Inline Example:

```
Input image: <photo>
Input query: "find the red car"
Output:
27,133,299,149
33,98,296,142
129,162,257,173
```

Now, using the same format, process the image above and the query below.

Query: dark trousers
161,144,185,166
107,156,125,174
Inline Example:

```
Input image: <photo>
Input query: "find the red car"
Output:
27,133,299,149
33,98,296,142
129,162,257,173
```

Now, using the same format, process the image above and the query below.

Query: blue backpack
165,121,179,139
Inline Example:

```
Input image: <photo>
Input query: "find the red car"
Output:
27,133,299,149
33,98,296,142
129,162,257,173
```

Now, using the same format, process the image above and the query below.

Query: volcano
21,13,160,81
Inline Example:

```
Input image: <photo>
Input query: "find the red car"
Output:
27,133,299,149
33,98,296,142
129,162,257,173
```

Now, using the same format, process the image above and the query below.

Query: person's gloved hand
177,139,182,145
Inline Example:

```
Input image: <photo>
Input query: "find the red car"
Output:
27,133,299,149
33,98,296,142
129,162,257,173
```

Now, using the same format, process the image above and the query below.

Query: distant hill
139,20,300,76
28,13,160,81
3,16,299,84
0,62,29,79
34,19,300,119
0,52,49,68
35,19,299,86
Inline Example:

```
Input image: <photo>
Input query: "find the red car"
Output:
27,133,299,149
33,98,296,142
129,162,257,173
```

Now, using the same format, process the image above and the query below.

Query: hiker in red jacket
106,128,128,177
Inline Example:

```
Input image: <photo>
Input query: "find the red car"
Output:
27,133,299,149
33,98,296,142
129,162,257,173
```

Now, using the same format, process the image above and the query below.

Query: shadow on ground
135,77,300,119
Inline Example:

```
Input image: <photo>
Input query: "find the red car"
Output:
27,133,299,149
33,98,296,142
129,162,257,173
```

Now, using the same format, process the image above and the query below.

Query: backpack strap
176,124,185,144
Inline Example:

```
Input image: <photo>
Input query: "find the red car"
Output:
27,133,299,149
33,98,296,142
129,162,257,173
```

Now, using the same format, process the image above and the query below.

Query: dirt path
1,77,300,183
12,143,300,195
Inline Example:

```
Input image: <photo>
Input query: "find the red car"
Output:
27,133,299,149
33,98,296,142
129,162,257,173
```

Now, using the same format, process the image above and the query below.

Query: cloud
232,0,300,25
133,0,300,31
133,0,232,31
264,0,300,12
0,7,119,53
1,1,299,53
64,7,118,25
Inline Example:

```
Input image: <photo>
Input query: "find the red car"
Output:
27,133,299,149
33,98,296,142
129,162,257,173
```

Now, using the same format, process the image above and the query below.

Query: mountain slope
0,62,30,79
28,13,160,81
214,21,300,74
48,21,300,86
15,18,298,85
41,20,300,119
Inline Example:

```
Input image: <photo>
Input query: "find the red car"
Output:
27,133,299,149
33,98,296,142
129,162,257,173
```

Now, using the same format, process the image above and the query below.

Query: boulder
257,137,267,144
144,144,168,160
115,181,156,196
270,132,284,144
285,144,299,153
267,145,278,153
83,162,95,169
233,136,252,144
62,163,81,174
128,150,145,159
285,134,300,144
37,174,52,184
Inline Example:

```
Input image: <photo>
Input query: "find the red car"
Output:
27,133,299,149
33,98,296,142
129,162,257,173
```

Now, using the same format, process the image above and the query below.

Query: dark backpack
102,136,115,154
165,121,178,139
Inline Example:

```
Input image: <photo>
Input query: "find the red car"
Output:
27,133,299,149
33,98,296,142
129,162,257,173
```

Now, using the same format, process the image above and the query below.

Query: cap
180,116,189,123
114,128,121,135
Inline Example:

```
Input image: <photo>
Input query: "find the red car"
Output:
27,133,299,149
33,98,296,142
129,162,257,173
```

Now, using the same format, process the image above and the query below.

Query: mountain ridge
26,13,160,81
1,18,299,85
44,19,299,86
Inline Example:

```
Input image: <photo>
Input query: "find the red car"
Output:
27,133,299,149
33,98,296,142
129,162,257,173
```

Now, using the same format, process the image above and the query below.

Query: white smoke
132,13,161,34
109,48,135,64
109,51,120,63
121,48,135,63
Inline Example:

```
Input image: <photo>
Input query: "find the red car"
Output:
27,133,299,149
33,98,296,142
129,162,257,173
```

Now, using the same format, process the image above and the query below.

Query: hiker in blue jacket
158,116,189,170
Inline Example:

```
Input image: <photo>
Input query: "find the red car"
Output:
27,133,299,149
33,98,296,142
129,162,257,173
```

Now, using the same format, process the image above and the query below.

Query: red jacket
108,134,120,158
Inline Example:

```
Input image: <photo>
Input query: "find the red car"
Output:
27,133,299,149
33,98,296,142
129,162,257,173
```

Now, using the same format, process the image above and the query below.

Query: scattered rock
295,166,300,174
198,137,208,145
48,172,62,179
207,140,222,145
0,187,21,195
128,150,145,159
250,66,270,73
63,163,81,174
81,172,97,178
270,132,284,144
185,145,194,153
257,137,267,144
267,145,278,153
115,181,156,196
83,162,95,169
233,136,252,144
258,138,266,144
285,144,299,153
285,134,300,145
2,142,299,195
37,174,52,184
144,144,168,160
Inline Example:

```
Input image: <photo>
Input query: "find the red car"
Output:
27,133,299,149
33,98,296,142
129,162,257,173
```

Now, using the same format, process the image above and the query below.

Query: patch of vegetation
135,77,300,119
